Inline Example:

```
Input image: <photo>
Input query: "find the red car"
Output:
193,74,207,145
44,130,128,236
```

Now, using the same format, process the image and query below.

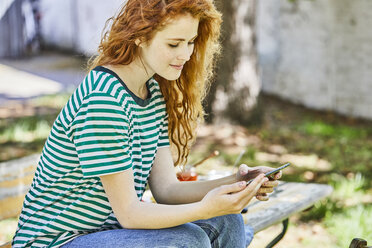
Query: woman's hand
200,174,268,219
236,164,282,201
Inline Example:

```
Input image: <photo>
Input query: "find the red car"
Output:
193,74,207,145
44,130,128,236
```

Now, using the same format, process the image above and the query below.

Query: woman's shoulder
82,66,126,99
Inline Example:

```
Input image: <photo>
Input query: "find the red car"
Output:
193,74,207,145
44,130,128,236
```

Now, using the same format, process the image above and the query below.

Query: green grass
331,173,367,200
297,121,371,139
326,205,372,247
1,93,372,246
29,93,71,108
0,119,51,143
0,93,69,162
301,172,369,220
253,96,372,245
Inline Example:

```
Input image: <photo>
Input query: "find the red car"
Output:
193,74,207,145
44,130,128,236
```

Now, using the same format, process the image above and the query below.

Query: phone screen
246,162,290,185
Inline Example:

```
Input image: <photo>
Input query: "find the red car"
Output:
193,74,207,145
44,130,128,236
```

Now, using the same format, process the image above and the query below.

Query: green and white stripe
12,67,170,247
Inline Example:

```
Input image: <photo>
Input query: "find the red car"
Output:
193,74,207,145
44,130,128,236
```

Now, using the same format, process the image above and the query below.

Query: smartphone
246,162,290,185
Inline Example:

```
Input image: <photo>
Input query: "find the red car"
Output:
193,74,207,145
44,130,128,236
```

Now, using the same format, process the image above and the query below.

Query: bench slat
242,182,333,233
0,154,39,220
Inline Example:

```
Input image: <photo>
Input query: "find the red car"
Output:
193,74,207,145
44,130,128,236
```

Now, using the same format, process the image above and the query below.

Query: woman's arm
147,147,235,204
100,168,266,229
148,147,278,204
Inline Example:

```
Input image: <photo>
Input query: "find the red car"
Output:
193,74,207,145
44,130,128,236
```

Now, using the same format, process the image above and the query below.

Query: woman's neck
105,59,153,99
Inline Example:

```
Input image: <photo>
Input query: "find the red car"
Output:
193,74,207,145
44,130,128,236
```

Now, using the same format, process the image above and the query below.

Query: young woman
12,0,281,247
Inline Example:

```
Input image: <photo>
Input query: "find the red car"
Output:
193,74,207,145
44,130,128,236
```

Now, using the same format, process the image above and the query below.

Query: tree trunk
205,0,261,126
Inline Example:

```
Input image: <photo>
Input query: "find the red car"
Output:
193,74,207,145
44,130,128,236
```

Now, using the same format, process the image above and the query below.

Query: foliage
254,96,372,245
0,118,51,143
193,95,372,246
326,205,372,247
0,93,69,162
1,93,371,246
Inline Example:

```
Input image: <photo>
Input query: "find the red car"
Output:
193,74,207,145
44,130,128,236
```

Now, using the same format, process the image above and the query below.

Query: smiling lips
170,64,184,70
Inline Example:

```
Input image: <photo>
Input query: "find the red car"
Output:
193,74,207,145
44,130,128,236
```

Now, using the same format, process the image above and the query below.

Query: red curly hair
89,0,222,166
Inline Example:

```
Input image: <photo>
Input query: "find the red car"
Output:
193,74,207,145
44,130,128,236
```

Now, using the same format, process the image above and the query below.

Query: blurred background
0,0,371,247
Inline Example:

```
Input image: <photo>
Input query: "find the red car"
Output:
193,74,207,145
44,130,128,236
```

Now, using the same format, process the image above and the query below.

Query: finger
256,194,269,201
236,175,268,207
256,193,268,197
218,181,246,195
261,180,279,188
257,187,274,194
246,168,263,179
244,174,268,197
269,171,282,180
274,171,283,180
256,166,273,174
238,164,249,176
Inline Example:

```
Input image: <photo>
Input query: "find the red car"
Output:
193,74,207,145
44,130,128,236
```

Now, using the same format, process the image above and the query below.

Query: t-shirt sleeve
158,112,170,148
71,92,132,178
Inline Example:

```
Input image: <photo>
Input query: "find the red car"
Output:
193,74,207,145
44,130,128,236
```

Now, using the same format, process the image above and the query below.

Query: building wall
257,0,372,120
0,0,25,57
35,0,372,120
40,0,124,55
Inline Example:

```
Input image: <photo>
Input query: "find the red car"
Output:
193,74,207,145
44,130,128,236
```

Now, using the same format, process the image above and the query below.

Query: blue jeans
61,214,254,248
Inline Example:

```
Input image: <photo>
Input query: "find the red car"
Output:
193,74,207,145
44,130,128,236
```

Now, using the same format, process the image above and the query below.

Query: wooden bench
242,181,333,247
0,154,39,220
0,155,39,248
0,243,10,248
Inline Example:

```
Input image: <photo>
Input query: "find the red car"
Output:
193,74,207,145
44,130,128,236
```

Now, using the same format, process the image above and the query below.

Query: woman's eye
168,44,179,48
188,41,195,46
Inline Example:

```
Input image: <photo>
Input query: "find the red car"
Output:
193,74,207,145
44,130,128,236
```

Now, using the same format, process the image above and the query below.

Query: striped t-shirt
12,66,170,247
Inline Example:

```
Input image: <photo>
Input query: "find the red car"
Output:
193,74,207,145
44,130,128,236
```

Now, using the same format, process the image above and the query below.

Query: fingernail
239,181,245,187
263,177,269,182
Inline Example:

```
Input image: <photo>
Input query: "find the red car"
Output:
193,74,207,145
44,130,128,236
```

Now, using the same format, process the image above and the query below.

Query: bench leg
349,238,371,248
265,218,289,248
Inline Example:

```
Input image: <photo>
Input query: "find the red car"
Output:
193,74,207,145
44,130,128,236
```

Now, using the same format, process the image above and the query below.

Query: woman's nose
177,45,193,61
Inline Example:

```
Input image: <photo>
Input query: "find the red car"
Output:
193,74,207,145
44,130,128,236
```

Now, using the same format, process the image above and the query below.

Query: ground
0,53,371,247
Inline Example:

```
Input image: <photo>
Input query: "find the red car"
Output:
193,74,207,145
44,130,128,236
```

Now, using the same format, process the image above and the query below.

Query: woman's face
139,13,199,80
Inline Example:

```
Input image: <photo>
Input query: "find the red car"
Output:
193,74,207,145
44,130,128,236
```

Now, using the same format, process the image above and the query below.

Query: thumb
237,164,260,182
238,164,249,176
218,181,246,195
245,167,262,180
